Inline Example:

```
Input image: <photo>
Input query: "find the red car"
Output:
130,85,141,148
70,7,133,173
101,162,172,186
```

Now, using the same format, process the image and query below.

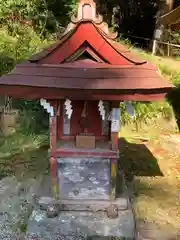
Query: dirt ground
120,126,180,240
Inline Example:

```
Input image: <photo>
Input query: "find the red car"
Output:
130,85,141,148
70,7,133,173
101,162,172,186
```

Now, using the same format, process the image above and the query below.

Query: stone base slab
26,209,135,239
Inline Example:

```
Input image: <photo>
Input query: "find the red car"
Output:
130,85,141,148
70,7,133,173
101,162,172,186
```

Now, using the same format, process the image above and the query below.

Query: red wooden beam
0,85,168,101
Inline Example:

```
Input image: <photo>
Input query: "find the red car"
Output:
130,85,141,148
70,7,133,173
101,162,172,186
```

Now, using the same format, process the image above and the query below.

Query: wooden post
110,104,120,151
110,102,120,200
167,41,170,57
111,131,119,151
50,115,57,150
110,126,119,200
152,39,157,55
110,158,118,200
40,99,58,199
49,107,58,199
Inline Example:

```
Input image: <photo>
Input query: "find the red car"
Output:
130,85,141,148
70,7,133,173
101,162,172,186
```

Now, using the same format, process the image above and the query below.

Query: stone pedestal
25,164,135,240
26,209,135,240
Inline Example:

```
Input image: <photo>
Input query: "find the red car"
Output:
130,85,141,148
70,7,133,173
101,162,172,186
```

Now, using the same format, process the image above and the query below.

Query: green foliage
0,0,77,73
169,30,180,60
120,101,173,127
118,34,132,47
171,72,180,86
0,0,76,37
0,132,48,158
12,99,49,134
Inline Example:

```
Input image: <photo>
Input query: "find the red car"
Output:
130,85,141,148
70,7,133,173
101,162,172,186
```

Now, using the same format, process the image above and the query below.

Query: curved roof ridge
29,21,147,65
94,25,147,65
29,20,117,63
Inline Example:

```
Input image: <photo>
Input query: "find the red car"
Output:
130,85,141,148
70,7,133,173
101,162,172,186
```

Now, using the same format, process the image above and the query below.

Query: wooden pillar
110,102,120,151
50,115,57,150
110,122,119,200
111,131,119,151
49,103,58,199
40,99,58,199
110,158,118,200
110,102,120,200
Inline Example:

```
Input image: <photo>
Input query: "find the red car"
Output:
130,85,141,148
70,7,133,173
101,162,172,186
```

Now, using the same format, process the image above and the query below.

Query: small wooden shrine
0,0,173,238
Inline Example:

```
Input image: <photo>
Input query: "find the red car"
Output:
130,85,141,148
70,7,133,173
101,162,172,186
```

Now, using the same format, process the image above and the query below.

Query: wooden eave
0,60,173,101
0,85,169,101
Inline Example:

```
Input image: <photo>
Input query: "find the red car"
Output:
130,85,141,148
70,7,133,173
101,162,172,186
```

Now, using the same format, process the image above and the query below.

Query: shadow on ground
119,137,163,182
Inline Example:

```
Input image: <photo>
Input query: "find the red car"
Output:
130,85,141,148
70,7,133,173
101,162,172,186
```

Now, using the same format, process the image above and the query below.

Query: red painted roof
29,21,146,65
0,0,173,101
0,60,172,90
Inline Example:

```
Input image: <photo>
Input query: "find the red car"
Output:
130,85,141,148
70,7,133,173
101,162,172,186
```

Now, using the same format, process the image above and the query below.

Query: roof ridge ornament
71,0,103,23
65,0,118,39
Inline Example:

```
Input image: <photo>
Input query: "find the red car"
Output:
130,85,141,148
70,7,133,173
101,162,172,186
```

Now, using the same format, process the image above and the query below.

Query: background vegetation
0,0,179,135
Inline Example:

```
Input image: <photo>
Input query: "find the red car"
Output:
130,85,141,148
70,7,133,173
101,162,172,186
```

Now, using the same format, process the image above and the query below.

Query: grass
135,50,180,74
0,132,49,180
120,124,180,239
134,49,180,89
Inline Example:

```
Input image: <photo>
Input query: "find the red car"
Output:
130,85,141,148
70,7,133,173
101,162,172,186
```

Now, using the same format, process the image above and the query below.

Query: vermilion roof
29,21,146,65
0,60,169,90
0,59,172,96
0,0,173,101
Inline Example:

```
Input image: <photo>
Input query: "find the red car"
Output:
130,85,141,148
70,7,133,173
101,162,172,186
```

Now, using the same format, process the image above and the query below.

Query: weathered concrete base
25,160,134,239
26,209,135,240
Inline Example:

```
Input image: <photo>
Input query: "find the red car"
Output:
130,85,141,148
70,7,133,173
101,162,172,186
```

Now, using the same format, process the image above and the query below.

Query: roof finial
77,0,97,21
64,0,117,39
71,0,103,24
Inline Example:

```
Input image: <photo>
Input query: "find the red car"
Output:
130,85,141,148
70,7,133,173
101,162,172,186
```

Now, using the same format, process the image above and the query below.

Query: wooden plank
76,135,96,149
